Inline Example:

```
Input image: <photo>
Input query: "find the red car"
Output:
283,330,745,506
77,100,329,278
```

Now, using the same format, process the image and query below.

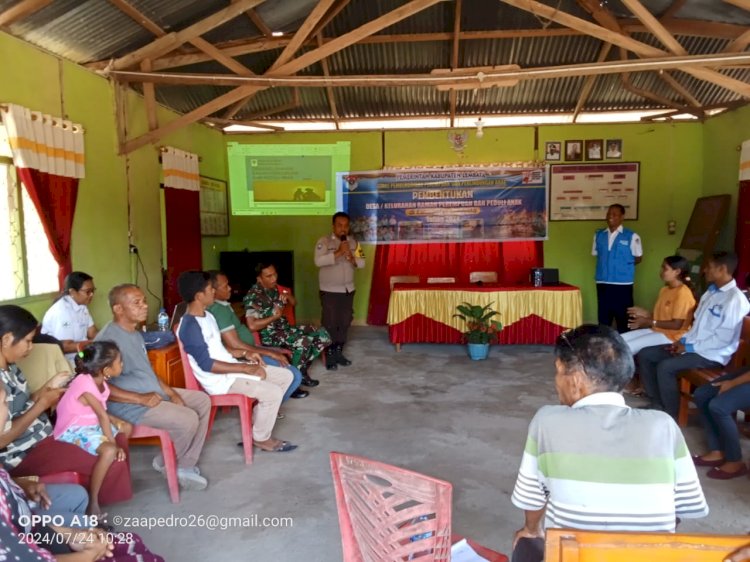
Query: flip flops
692,454,724,468
243,440,298,452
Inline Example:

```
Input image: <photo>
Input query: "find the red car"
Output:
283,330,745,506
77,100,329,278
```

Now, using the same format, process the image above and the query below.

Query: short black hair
207,270,225,288
709,251,738,275
608,204,625,215
74,340,120,377
555,324,634,392
64,271,93,293
332,211,350,224
177,270,211,303
254,262,275,276
0,305,38,344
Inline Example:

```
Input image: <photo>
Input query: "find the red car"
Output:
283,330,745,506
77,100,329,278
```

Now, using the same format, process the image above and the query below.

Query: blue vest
595,227,636,283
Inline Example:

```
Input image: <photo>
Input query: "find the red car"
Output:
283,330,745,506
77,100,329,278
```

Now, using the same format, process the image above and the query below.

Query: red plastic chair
175,334,255,465
40,471,85,485
330,452,508,562
130,424,180,504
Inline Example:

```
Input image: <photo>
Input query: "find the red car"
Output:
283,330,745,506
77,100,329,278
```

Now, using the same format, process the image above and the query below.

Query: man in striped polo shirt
510,324,708,562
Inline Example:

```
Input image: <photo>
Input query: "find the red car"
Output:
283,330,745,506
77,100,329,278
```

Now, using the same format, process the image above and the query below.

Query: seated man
511,324,708,562
243,263,330,386
177,271,296,453
96,284,211,491
206,270,308,399
637,251,750,420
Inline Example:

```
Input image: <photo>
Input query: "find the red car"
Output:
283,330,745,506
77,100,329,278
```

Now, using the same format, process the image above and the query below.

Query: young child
54,341,132,516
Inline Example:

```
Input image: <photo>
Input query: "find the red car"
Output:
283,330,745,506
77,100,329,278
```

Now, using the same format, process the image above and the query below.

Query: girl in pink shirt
54,341,132,515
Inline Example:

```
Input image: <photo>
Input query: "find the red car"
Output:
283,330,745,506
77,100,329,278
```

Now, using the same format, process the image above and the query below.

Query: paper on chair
451,538,490,562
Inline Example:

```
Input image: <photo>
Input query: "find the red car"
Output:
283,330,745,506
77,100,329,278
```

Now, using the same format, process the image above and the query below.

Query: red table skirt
388,313,565,346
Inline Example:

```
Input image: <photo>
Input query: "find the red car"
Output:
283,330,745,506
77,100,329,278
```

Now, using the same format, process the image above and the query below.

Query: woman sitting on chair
42,271,99,364
622,255,696,354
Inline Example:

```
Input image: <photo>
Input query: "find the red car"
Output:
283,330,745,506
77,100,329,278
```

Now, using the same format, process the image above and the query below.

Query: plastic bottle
533,269,543,288
157,308,169,331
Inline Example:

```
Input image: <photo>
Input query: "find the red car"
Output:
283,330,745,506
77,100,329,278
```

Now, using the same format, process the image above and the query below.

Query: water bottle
533,269,543,288
157,308,169,331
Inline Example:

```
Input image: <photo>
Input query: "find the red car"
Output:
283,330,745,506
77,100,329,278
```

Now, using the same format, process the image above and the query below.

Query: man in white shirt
592,204,643,332
177,271,296,453
637,252,750,420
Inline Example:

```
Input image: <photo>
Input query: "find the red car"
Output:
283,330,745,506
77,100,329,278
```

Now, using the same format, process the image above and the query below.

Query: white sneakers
152,454,208,490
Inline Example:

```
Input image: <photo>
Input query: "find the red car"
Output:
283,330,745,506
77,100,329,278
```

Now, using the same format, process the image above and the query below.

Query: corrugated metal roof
1,0,747,123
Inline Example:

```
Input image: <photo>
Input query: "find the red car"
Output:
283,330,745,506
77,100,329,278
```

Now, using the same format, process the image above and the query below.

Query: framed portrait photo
545,141,562,161
606,139,623,159
585,139,603,161
565,140,583,161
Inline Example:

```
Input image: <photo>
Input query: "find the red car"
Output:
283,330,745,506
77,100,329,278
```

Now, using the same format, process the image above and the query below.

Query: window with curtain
0,156,58,300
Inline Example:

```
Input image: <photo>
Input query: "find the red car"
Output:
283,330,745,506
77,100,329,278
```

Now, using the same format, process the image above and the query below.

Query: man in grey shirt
96,284,210,490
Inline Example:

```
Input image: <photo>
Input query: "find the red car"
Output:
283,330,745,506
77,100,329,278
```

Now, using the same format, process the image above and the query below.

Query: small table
147,342,185,388
387,282,582,349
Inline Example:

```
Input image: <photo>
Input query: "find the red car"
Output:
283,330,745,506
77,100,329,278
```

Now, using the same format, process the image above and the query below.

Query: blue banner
337,167,548,243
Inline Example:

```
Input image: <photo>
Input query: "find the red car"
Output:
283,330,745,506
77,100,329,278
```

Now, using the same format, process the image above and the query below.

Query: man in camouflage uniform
243,262,330,387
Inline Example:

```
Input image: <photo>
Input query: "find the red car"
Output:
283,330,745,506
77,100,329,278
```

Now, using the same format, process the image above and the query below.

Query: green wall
0,28,744,327
702,104,750,249
0,31,225,325
225,122,705,323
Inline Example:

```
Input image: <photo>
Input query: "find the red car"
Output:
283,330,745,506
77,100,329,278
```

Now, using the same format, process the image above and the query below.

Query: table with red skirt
387,283,583,348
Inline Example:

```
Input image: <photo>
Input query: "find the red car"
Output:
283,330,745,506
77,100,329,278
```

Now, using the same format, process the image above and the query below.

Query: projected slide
227,142,351,216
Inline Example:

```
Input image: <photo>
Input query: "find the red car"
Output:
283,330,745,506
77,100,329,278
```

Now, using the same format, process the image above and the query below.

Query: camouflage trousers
261,324,331,370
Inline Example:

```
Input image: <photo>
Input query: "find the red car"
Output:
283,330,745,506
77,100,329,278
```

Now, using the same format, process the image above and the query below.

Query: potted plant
453,302,503,360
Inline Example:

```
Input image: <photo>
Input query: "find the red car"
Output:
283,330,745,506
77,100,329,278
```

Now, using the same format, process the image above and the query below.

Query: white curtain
0,103,85,178
161,146,199,191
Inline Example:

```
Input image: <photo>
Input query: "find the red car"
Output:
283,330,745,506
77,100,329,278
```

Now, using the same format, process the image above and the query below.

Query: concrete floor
110,326,750,561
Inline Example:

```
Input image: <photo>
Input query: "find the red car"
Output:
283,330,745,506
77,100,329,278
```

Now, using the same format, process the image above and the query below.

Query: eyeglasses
79,288,96,295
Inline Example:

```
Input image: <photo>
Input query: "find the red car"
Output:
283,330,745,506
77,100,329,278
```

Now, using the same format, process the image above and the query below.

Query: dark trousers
512,537,545,562
597,283,633,333
694,368,750,462
320,290,354,345
637,345,721,420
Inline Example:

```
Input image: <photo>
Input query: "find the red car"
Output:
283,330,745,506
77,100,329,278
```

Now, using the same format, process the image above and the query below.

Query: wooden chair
545,528,748,562
469,271,498,284
427,277,456,284
677,316,750,427
389,275,419,290
175,328,256,465
330,452,507,562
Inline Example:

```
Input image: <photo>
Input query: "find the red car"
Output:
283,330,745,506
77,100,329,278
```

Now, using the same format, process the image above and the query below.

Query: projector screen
226,142,351,216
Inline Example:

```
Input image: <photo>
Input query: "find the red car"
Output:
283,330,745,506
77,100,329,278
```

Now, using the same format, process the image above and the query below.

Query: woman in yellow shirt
622,255,696,354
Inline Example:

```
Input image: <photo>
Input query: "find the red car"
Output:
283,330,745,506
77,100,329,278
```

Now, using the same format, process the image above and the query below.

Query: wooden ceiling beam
316,34,340,129
449,0,462,127
204,117,284,130
0,0,51,27
107,0,165,37
87,19,748,72
232,1,273,37
659,72,701,107
189,37,256,76
234,90,300,121
120,0,446,153
572,42,612,122
309,0,351,39
109,51,750,88
141,59,159,130
223,0,446,119
270,0,339,72
722,0,750,10
620,0,686,54
620,72,703,118
724,28,750,53
109,0,266,71
504,0,750,98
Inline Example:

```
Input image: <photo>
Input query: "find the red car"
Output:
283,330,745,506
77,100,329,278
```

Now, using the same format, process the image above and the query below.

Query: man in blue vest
592,204,642,332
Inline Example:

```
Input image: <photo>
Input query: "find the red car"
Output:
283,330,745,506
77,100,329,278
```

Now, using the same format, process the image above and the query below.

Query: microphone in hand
339,235,347,242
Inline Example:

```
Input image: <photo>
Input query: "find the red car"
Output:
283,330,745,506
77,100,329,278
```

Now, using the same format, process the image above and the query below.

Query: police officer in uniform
314,212,365,370
592,203,643,333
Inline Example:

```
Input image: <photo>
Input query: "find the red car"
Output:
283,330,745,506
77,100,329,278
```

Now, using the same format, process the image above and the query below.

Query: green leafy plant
453,302,503,344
